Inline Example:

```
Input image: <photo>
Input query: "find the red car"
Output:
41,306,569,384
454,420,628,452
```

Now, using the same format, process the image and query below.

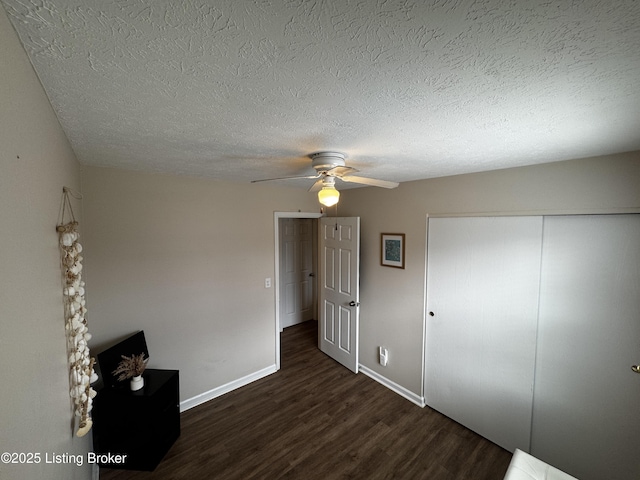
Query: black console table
92,369,180,471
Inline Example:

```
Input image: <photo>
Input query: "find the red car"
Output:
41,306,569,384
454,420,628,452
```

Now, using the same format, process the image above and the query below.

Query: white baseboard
179,363,424,412
180,364,278,412
359,364,426,408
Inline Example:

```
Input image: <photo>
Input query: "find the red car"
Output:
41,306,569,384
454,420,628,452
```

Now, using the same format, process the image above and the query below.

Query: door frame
274,212,324,370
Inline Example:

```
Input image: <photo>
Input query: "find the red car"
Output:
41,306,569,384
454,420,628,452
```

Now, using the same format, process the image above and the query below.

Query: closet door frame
423,213,640,480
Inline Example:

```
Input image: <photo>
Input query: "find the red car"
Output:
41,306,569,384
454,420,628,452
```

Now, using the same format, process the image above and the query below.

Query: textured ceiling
3,0,640,188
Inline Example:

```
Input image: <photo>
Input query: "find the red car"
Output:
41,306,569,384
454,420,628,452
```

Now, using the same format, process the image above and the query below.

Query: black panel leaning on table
92,369,180,471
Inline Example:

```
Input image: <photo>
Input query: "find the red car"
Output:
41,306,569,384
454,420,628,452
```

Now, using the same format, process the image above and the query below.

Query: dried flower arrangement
112,353,149,381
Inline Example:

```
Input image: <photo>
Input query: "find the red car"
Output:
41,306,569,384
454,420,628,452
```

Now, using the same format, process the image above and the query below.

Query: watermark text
1,451,127,467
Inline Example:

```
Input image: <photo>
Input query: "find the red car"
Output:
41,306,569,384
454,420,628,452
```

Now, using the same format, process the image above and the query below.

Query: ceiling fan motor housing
310,151,346,172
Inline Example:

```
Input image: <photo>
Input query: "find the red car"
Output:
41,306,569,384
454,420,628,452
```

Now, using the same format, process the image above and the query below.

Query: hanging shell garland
57,221,97,437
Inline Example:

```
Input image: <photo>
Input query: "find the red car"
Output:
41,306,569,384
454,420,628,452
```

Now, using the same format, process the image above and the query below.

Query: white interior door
425,216,543,452
531,215,640,480
280,218,315,329
319,217,360,373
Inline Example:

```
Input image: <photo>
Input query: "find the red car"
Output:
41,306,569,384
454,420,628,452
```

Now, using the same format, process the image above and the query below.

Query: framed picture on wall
381,233,405,269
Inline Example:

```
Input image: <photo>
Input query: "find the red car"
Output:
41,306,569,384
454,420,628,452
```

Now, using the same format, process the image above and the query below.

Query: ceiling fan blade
308,178,324,192
251,174,320,184
340,175,399,189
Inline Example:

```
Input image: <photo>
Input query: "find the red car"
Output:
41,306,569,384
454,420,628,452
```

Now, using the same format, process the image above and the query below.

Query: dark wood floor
100,321,511,479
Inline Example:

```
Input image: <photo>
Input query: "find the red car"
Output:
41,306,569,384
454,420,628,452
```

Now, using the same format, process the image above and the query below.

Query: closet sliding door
531,215,640,480
425,216,543,453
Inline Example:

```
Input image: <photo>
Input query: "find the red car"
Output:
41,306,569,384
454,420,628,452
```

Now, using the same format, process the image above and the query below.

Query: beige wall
81,153,640,410
81,166,319,403
339,152,640,396
0,6,92,480
4,0,639,464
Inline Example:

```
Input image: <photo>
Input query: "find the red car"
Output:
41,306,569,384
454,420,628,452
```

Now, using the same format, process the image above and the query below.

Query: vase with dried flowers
112,353,149,391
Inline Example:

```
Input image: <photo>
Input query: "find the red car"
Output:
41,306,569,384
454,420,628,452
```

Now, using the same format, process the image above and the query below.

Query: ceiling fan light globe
318,186,340,207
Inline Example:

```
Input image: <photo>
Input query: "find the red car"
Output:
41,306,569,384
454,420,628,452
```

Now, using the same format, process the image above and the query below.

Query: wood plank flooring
99,321,511,479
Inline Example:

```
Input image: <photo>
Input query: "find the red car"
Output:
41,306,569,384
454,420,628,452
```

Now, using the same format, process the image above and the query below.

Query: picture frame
381,233,405,269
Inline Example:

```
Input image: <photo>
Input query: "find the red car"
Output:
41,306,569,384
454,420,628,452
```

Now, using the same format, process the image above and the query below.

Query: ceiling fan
251,152,399,206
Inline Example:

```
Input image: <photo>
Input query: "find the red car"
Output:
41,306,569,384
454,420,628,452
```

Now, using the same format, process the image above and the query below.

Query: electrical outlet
265,278,272,288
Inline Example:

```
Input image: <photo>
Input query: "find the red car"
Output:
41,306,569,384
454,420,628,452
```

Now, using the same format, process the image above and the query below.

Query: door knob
349,301,360,307
632,365,640,374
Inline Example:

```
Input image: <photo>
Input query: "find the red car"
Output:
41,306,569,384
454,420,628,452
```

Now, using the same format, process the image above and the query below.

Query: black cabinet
92,369,180,471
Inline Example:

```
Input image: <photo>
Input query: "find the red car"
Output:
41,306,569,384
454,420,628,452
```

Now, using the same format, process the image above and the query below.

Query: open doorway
278,217,318,330
274,212,323,370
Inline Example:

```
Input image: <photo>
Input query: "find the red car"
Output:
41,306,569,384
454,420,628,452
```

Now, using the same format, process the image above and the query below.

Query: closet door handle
349,301,360,307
